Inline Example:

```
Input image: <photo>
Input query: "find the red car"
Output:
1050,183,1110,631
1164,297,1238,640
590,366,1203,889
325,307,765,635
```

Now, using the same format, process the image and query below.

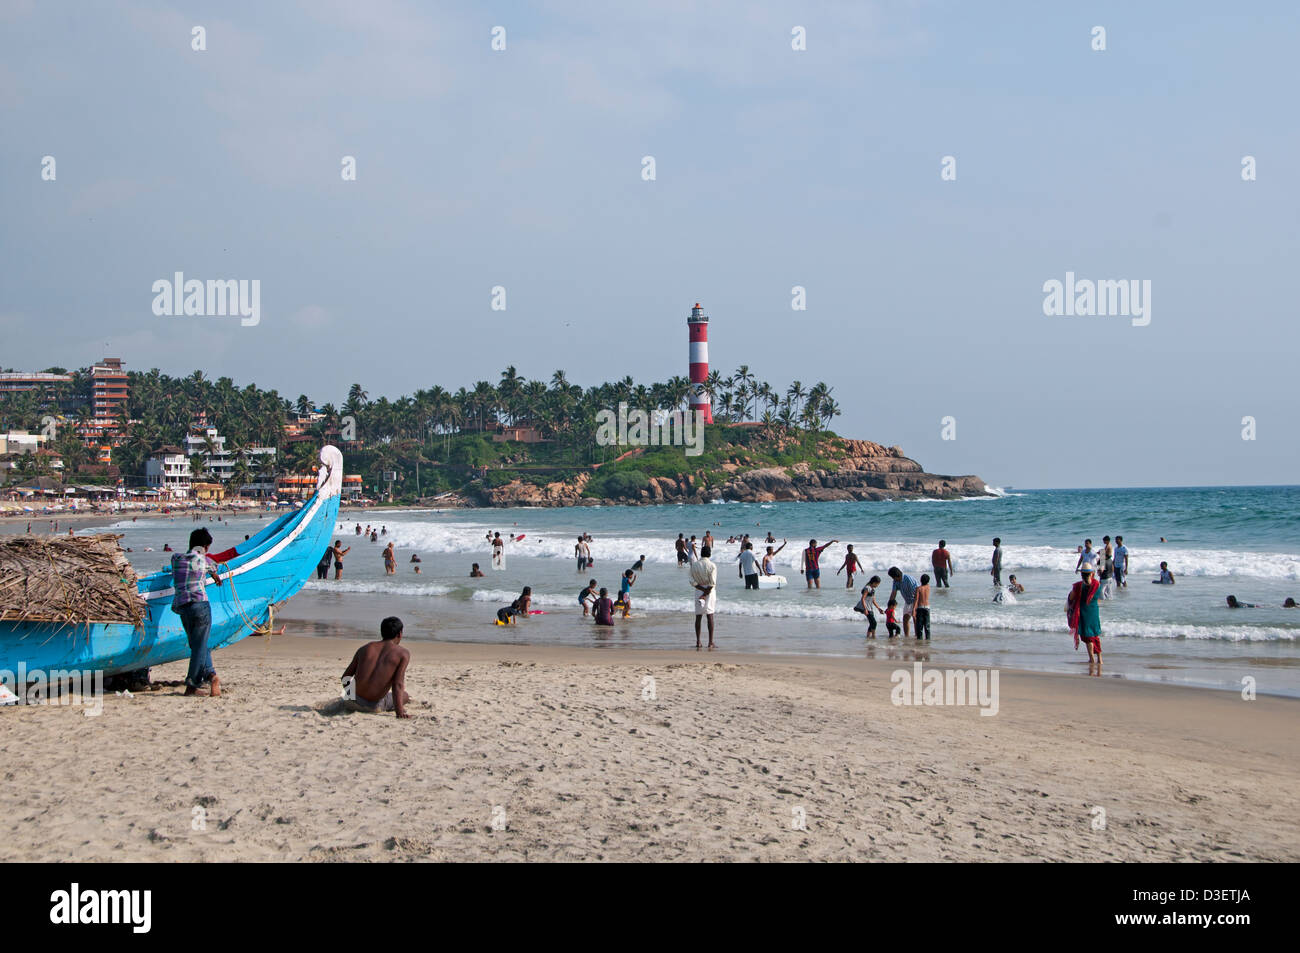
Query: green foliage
585,469,651,499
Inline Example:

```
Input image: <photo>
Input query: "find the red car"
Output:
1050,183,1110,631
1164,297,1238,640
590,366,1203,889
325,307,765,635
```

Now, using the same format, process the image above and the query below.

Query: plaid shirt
171,547,215,608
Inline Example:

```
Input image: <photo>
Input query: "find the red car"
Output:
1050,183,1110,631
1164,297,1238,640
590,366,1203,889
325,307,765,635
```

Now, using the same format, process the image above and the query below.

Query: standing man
675,533,688,566
738,541,762,590
331,539,351,580
575,536,587,572
1074,539,1097,574
886,566,920,639
1112,535,1129,589
690,544,718,649
172,527,224,698
801,538,838,589
991,537,1003,588
931,540,954,588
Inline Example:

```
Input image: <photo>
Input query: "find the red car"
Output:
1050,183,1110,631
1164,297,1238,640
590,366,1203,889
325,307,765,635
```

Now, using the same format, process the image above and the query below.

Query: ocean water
95,486,1300,696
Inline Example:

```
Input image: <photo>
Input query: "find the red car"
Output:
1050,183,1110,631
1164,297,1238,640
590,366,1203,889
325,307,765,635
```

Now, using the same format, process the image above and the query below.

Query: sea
95,485,1300,696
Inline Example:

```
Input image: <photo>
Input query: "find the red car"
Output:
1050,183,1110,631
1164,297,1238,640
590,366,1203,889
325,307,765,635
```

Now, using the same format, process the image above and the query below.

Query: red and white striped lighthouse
687,302,712,424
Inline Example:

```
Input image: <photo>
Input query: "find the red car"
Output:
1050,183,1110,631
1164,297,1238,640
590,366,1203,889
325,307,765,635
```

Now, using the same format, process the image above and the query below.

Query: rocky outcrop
479,471,597,507
473,450,989,506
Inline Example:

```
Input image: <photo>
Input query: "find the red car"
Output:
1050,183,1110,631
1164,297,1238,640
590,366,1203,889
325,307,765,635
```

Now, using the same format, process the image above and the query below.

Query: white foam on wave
304,580,454,596
462,586,1295,641
333,517,1300,581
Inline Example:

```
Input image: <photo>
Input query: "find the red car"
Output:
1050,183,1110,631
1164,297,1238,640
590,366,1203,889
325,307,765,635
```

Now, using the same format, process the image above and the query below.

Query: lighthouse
687,302,713,424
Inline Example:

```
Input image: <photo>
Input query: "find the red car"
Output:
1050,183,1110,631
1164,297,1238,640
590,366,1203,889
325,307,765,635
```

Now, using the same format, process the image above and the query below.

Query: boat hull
0,446,343,679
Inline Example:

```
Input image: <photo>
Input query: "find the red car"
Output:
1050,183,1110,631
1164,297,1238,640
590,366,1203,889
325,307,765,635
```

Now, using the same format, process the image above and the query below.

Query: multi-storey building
144,446,192,500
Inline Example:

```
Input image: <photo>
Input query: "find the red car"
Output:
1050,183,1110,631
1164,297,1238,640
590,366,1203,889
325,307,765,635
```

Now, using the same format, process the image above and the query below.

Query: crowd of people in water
143,513,1298,713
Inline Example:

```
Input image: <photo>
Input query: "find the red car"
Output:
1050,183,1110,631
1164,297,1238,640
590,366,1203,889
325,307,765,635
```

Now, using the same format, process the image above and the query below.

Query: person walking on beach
836,545,863,588
341,616,411,718
172,527,224,698
886,566,920,638
1067,562,1103,667
931,540,953,588
316,545,333,580
991,538,1003,587
331,539,351,580
1112,536,1129,588
801,538,837,589
690,544,718,649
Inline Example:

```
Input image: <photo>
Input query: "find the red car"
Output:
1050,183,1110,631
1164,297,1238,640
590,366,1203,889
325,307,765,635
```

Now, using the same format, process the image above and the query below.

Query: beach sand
1,634,1296,862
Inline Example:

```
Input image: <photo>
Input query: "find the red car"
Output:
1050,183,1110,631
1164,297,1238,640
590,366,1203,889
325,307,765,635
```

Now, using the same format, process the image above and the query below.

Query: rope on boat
213,561,273,639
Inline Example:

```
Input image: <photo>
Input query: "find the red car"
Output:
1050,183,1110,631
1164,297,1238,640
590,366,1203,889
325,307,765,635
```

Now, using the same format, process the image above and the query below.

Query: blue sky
2,0,1297,488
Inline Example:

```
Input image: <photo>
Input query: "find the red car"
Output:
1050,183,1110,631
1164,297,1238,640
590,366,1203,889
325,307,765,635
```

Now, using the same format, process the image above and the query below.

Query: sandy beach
2,632,1295,862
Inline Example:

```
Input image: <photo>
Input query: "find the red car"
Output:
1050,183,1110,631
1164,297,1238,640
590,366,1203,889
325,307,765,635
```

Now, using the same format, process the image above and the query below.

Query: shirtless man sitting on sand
341,616,411,718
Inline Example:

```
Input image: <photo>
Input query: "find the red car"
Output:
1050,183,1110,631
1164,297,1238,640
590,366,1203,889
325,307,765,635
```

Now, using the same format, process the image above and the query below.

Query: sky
2,0,1297,489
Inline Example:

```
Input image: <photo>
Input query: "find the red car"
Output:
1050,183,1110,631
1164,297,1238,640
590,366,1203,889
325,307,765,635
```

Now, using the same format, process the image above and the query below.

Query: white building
145,446,191,500
183,427,276,487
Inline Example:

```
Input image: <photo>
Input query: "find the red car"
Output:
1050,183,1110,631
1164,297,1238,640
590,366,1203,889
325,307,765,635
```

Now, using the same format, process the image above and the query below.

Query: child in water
1152,562,1175,584
593,587,615,626
470,563,485,577
579,579,598,616
616,569,636,618
885,598,901,638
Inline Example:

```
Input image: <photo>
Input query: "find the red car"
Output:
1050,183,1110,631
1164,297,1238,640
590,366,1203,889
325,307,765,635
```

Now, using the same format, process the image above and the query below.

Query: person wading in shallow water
171,527,224,698
1067,561,1104,669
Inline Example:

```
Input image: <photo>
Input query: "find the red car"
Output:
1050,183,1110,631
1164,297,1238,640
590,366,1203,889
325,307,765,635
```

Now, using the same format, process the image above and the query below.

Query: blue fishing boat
0,445,344,678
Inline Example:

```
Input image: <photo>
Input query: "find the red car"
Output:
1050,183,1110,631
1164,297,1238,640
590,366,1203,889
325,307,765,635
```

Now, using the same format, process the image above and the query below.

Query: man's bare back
342,617,411,717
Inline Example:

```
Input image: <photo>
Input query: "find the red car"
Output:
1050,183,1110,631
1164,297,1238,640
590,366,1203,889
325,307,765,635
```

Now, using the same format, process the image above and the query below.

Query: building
183,426,276,488
191,482,225,503
491,425,547,443
275,473,317,499
144,446,192,500
687,302,713,424
0,371,72,398
89,357,129,436
342,474,363,499
0,431,48,455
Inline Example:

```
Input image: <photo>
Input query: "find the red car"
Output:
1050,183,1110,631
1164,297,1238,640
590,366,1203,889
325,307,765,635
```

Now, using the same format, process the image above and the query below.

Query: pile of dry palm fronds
0,534,144,625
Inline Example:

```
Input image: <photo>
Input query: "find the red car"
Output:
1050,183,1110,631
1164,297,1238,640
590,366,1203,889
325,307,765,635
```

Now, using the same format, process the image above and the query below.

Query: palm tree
295,394,311,417
787,380,806,418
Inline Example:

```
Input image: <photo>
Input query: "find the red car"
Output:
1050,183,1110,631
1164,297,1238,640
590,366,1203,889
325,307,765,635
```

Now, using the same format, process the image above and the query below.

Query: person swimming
1226,595,1258,608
